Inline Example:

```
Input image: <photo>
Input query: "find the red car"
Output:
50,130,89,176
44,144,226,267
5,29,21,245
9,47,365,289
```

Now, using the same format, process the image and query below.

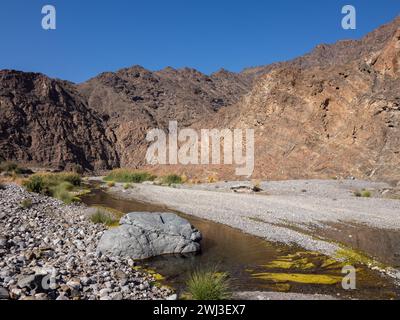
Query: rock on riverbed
97,212,202,260
0,185,173,300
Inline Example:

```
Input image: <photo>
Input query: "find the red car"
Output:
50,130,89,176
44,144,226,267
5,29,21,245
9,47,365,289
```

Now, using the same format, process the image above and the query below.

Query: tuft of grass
186,268,231,300
23,172,81,204
0,162,32,175
51,182,75,204
51,172,81,187
180,174,188,183
161,174,183,186
361,190,372,198
90,209,118,226
123,183,133,190
107,181,115,188
20,199,32,209
23,175,45,193
354,189,372,198
104,169,156,184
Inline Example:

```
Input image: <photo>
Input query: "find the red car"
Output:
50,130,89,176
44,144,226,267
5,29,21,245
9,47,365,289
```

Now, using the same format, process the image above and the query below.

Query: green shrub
186,268,231,300
90,209,118,226
51,182,75,204
20,199,33,209
123,183,132,190
23,172,81,204
354,189,372,198
52,172,81,186
361,190,371,198
24,175,45,193
0,162,32,175
161,174,183,185
104,169,156,183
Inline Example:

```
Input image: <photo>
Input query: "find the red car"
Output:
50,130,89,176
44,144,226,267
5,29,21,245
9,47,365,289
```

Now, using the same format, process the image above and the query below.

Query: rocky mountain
77,66,254,166
0,70,119,171
0,16,399,181
216,17,400,182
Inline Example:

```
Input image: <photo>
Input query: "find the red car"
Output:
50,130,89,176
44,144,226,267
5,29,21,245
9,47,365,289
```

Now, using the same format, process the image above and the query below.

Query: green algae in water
260,251,345,272
262,258,315,270
135,266,165,281
251,251,343,285
251,272,343,285
334,246,386,269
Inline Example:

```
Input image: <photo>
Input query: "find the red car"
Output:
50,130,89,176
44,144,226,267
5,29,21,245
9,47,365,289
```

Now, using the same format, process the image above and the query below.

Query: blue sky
0,0,399,83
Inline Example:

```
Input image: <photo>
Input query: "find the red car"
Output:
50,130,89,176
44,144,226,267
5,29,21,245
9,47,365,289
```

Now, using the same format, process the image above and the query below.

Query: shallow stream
81,187,400,299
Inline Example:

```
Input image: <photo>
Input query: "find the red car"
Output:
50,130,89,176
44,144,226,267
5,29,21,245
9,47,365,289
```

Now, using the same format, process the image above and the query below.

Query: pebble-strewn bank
0,185,173,300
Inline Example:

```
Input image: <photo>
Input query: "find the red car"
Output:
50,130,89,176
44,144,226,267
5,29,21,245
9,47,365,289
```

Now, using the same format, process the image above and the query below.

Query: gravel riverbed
107,179,400,263
0,184,173,300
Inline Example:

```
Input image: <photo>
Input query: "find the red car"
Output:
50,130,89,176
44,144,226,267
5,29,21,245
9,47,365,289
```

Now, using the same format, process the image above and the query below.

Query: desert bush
361,190,371,198
24,173,81,192
52,172,81,186
51,182,75,204
24,175,45,193
23,172,81,203
0,162,32,175
107,181,115,187
90,209,118,226
104,169,156,183
161,174,183,185
123,183,133,190
186,268,231,300
354,189,372,198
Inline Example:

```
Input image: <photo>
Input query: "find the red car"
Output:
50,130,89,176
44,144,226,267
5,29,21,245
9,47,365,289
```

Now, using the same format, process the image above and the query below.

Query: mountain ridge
1,16,399,181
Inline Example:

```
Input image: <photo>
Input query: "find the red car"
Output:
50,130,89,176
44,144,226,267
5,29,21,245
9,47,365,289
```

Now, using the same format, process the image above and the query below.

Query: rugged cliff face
0,17,399,181
0,71,119,171
77,66,254,167
216,18,400,181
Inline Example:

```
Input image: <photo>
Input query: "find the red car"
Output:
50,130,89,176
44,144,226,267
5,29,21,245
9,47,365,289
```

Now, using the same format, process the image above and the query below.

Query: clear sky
0,0,399,83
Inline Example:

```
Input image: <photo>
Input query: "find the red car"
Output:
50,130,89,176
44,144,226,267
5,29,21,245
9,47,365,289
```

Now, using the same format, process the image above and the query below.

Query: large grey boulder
97,212,202,260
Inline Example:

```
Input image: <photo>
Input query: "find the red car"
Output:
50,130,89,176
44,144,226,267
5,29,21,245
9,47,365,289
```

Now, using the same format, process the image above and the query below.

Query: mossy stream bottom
81,188,400,300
